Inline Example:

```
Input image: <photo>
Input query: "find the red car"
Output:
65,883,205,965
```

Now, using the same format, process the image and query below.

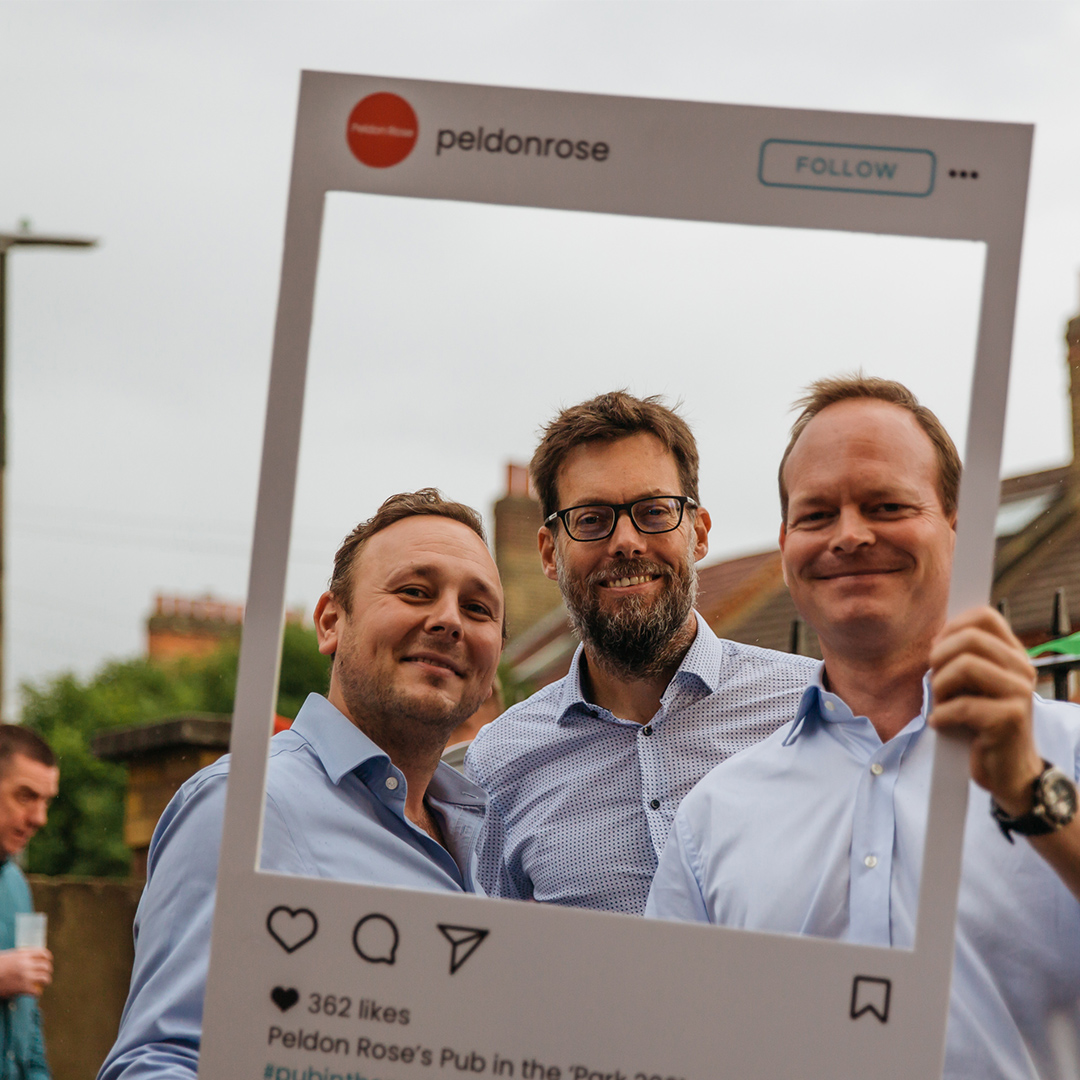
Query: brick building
494,464,563,641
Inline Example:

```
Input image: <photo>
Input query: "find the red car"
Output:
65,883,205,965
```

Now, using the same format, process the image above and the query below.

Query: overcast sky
1,1,1079,716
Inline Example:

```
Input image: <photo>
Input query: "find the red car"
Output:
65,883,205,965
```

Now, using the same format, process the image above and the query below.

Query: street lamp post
0,225,98,717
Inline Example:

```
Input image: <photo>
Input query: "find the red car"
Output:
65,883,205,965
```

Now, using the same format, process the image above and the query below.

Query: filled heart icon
271,986,299,1012
266,906,319,953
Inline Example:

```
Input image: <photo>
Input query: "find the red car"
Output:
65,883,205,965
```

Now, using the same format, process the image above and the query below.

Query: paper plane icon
437,924,489,975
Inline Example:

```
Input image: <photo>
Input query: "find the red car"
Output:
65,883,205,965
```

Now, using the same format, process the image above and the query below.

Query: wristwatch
991,760,1078,843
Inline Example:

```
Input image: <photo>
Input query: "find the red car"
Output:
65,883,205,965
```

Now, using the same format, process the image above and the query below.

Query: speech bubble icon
353,913,399,965
850,975,891,1023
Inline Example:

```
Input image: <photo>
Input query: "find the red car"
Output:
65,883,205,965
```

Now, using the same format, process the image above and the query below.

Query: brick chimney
146,594,244,662
494,464,563,640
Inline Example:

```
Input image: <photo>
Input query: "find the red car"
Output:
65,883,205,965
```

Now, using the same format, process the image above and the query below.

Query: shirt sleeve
645,815,711,924
467,788,533,902
97,773,308,1080
96,774,225,1080
99,764,311,1075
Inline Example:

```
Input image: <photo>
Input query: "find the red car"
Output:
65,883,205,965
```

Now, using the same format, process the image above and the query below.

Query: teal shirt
0,861,49,1080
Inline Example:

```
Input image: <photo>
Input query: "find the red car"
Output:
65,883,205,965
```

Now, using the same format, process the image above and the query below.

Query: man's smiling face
539,431,710,677
316,515,504,738
779,398,956,661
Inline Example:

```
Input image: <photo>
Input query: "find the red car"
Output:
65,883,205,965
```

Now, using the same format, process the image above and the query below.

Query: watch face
1040,768,1079,826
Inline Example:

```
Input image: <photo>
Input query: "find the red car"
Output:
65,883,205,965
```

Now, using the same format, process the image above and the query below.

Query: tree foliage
20,624,329,878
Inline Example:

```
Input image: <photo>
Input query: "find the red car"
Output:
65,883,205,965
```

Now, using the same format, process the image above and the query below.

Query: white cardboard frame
200,72,1031,1080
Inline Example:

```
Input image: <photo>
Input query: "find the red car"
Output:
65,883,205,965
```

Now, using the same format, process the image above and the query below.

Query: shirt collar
555,611,722,725
289,693,486,808
782,664,930,746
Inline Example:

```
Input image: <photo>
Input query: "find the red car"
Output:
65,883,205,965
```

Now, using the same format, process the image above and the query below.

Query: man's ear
692,506,711,563
778,522,789,588
538,526,559,582
314,591,344,657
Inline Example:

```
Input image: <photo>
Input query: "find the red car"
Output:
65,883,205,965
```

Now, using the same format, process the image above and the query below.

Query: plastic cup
14,912,46,949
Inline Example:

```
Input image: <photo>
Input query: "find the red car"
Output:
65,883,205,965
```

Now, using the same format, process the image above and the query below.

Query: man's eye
400,586,426,598
465,602,492,618
873,503,905,515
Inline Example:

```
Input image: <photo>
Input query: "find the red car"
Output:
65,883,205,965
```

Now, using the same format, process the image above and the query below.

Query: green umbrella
1028,631,1080,657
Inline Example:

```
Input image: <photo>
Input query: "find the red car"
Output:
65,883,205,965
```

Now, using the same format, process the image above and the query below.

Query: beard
335,634,487,755
557,538,699,681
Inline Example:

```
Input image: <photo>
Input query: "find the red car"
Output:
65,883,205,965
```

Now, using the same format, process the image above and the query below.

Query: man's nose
425,594,463,639
27,801,47,830
831,506,875,552
605,508,647,558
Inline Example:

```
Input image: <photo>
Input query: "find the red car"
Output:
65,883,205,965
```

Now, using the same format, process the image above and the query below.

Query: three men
647,378,1080,1078
0,726,57,1080
101,490,504,1080
466,391,815,913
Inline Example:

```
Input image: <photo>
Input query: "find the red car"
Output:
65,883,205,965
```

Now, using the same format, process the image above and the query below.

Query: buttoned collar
783,664,930,748
555,611,724,725
289,693,486,809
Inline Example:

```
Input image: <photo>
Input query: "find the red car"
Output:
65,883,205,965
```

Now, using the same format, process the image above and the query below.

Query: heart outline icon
266,906,318,954
271,986,299,1012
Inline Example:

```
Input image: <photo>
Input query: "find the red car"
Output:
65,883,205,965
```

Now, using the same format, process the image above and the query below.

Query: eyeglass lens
565,498,684,540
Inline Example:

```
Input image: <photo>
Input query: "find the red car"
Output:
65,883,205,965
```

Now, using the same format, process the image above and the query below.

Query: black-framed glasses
544,496,697,542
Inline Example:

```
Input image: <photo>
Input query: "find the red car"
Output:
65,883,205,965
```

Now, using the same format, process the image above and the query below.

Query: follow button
758,139,935,197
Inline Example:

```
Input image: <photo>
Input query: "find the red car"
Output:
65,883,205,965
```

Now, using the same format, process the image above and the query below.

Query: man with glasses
466,391,815,914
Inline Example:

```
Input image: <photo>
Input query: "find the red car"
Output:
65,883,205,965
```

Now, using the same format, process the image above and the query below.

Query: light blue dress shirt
647,668,1080,1080
100,693,488,1080
465,614,816,914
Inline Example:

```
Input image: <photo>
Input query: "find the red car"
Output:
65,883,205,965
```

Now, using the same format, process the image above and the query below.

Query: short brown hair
329,489,489,613
778,374,961,521
0,726,56,774
530,390,700,521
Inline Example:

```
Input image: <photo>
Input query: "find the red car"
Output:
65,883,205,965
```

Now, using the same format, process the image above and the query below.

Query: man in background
467,391,815,914
648,377,1080,1079
0,725,58,1080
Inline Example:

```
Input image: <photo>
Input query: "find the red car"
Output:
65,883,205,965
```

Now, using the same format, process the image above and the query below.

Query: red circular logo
346,93,419,168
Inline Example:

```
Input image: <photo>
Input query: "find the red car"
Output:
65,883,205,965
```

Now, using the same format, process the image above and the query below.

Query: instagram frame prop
201,73,1031,1080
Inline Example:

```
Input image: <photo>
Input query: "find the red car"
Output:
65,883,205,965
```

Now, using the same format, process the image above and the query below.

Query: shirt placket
848,733,907,946
368,762,465,887
636,703,671,856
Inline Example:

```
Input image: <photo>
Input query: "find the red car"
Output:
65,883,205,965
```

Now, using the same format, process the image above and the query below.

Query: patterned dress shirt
465,613,815,914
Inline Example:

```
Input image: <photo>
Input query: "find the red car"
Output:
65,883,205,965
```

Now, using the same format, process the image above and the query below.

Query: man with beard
465,391,815,914
101,490,504,1080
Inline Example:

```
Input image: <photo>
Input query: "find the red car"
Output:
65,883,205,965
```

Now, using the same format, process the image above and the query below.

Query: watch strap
991,760,1078,843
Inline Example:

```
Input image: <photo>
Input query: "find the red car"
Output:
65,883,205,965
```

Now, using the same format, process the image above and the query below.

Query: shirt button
385,776,399,791
823,700,836,712
642,726,653,736
864,855,878,869
649,798,660,810
870,763,884,776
